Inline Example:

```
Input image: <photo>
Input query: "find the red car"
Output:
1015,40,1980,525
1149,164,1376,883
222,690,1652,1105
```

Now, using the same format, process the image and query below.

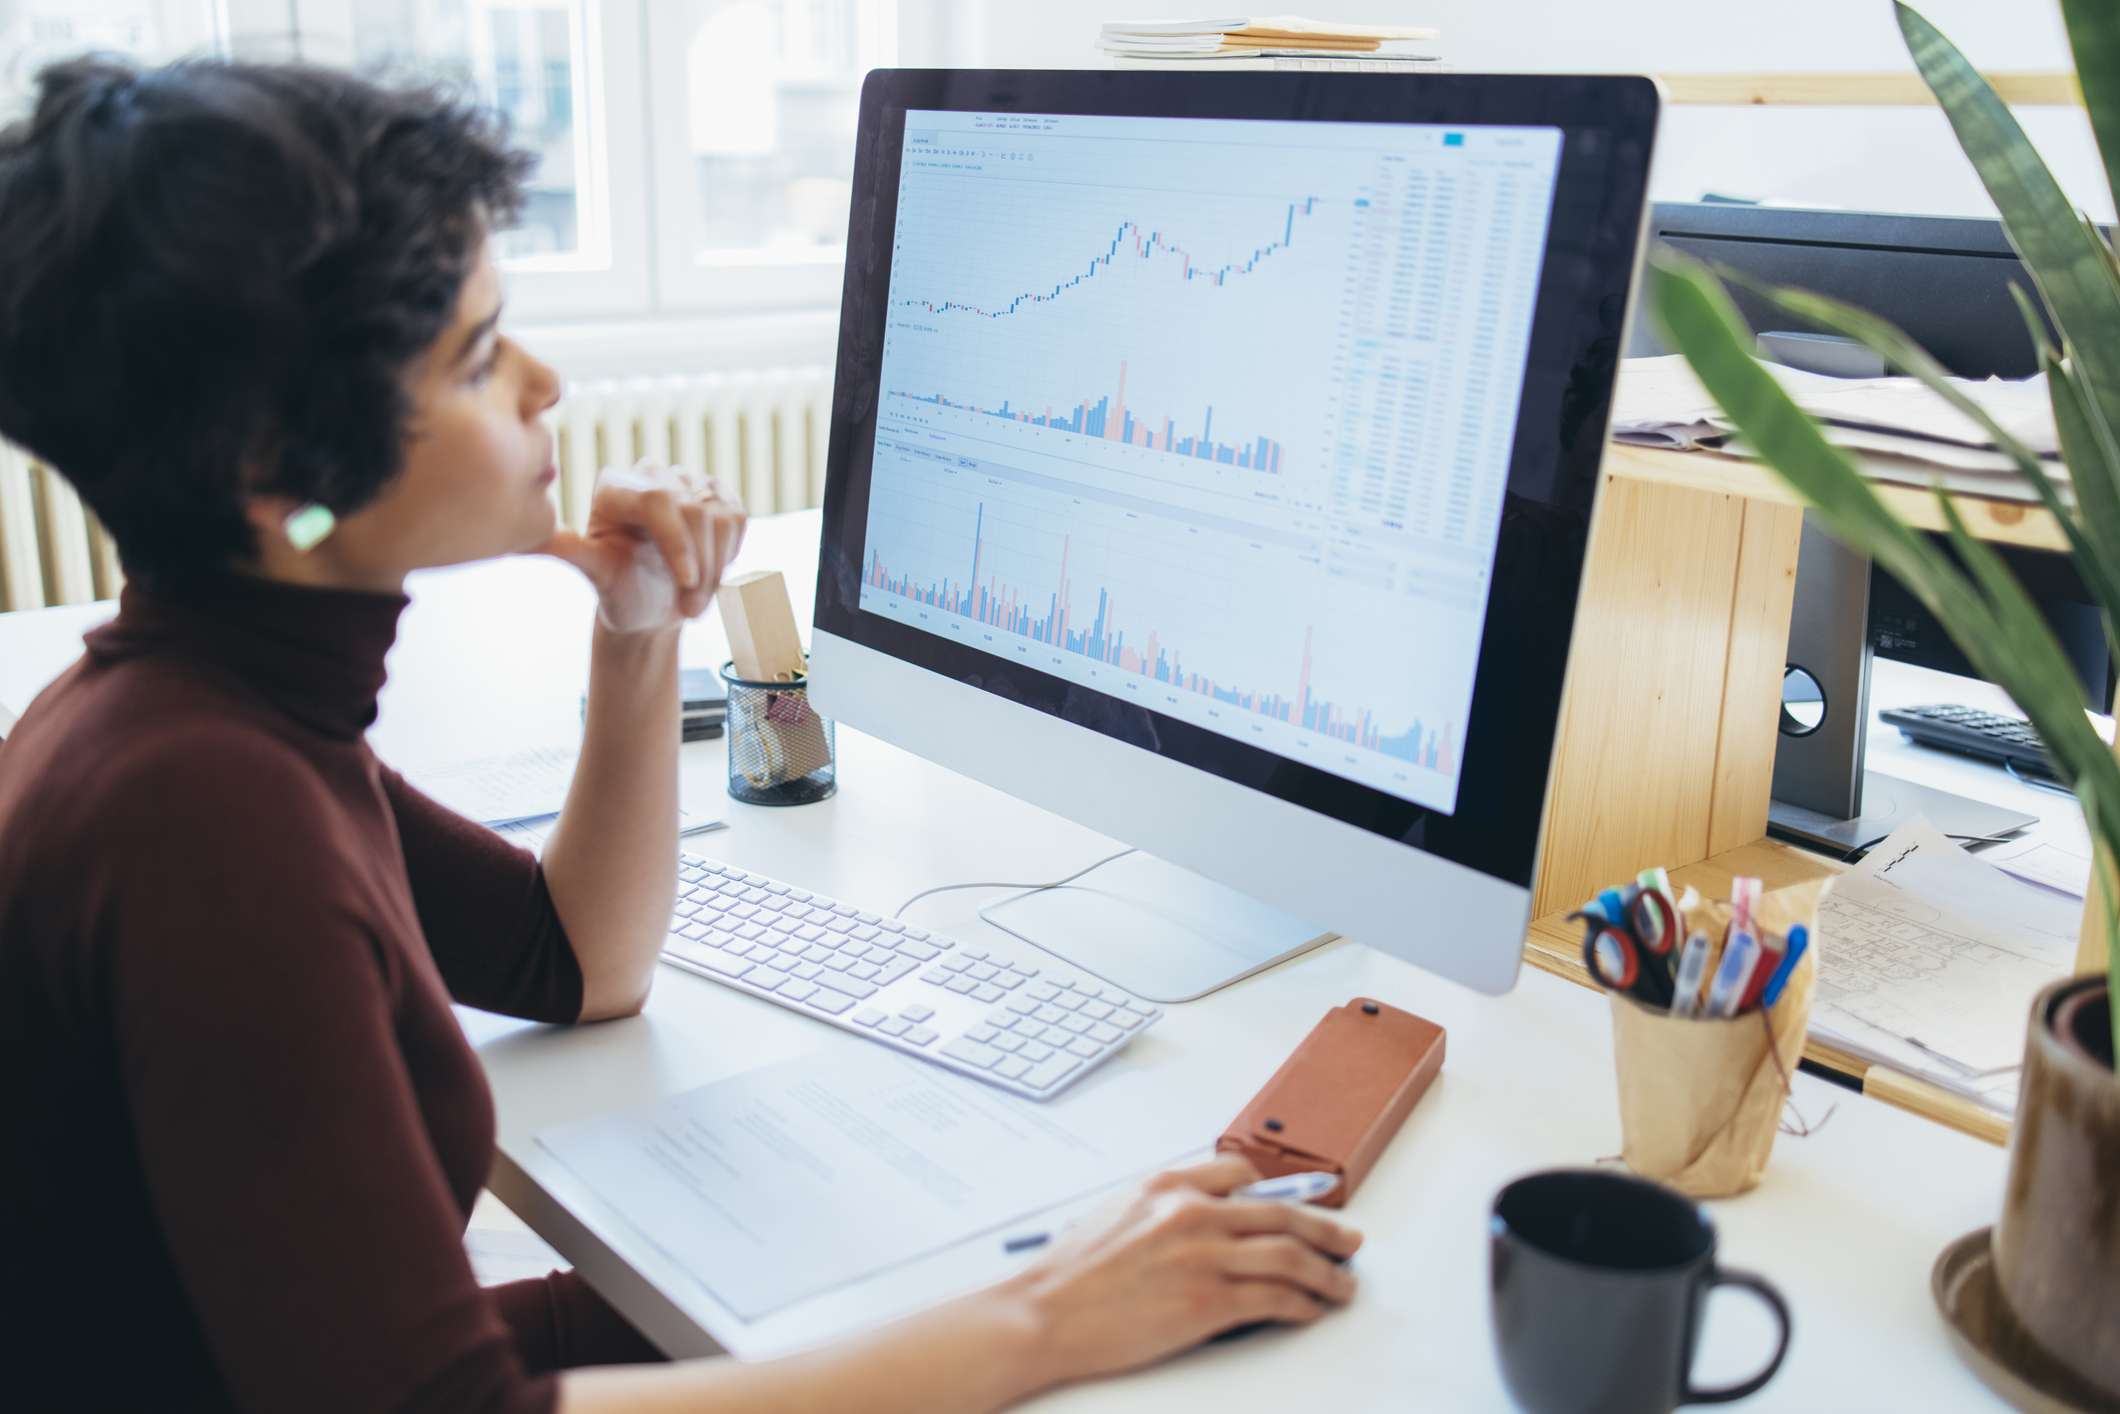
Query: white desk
0,514,2011,1408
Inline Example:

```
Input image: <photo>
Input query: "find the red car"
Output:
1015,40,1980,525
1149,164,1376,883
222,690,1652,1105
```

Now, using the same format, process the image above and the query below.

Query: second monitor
812,71,1659,1000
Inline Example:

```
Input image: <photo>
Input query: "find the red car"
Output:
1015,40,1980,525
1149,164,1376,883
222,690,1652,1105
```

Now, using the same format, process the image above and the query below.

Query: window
648,0,895,306
7,1,915,318
0,0,222,119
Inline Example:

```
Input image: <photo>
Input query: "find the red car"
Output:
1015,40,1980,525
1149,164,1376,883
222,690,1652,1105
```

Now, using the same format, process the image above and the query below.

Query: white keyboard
660,854,1163,1099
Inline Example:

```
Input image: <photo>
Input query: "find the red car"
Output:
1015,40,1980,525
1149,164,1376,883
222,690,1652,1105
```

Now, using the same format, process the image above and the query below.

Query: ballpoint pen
1003,1171,1342,1253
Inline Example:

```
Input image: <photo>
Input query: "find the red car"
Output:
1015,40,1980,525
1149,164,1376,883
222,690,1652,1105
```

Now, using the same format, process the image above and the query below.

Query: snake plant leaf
2063,0,2120,228
1650,253,2000,650
1899,3,2120,446
2045,351,2120,655
1706,265,2120,632
2009,280,2058,365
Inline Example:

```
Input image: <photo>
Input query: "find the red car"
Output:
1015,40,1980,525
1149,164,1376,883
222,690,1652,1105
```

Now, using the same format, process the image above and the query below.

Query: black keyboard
1878,703,2058,778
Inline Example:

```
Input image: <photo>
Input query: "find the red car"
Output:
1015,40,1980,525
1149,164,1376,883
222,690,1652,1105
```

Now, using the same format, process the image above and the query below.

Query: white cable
892,848,1137,920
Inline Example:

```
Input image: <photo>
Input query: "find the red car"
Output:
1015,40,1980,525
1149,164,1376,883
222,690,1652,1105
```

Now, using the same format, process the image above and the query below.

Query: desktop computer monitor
811,71,1659,1000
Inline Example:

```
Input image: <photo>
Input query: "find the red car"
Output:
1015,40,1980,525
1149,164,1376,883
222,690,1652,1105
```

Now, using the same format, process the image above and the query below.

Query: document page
1814,819,2080,1081
537,1046,1200,1319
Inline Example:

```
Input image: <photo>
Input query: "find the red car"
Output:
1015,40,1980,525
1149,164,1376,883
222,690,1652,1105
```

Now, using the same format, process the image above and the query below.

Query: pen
1002,1172,1342,1253
1670,930,1713,1018
1761,925,1810,1008
1704,927,1762,1019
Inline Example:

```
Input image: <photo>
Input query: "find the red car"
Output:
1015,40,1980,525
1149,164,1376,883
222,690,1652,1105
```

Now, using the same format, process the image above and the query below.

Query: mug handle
1681,1266,1792,1405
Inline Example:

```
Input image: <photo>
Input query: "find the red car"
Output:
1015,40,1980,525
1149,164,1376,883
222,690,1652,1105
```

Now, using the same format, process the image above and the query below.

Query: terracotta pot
1993,975,2120,1400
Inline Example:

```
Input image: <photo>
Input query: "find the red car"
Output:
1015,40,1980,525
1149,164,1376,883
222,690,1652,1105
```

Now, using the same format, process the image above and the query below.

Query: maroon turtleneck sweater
0,572,657,1410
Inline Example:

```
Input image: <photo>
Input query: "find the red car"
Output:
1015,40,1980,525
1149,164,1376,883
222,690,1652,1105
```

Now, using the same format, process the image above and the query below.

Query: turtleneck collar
85,571,410,741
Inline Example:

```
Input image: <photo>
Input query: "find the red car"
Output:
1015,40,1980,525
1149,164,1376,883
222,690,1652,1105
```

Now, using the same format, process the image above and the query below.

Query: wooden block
718,570,806,682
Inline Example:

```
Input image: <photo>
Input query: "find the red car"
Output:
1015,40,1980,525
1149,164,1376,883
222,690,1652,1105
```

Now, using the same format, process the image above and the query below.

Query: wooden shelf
1658,71,2077,108
1522,836,2014,1147
1604,441,2070,553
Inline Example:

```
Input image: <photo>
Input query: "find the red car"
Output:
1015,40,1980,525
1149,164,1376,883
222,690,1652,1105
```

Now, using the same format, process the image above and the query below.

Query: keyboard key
966,1025,999,1043
1028,983,1060,1002
777,978,820,1003
1007,963,1039,978
922,967,952,985
1088,1022,1123,1045
832,904,860,918
853,924,882,942
802,944,835,963
727,903,759,921
906,928,930,941
827,917,858,934
942,1038,1004,1069
789,889,813,902
966,963,999,982
945,976,978,995
1020,1041,1055,1062
876,957,919,985
896,940,941,962
1059,1014,1093,1035
991,1033,1025,1053
995,1056,1033,1081
853,1008,886,1027
792,962,825,980
879,919,906,933
1023,1055,1081,1091
1050,993,1086,1012
1005,997,1040,1015
808,986,858,1015
1064,1038,1101,1059
878,1017,912,1036
1109,1009,1145,1030
1079,1001,1115,1021
833,976,879,1000
904,1025,939,1046
849,961,882,980
961,947,989,961
992,974,1024,991
941,956,973,973
825,954,856,972
1050,975,1079,990
686,948,752,978
1039,1024,1076,1046
971,983,1005,1003
1033,1005,1066,1025
987,1008,1017,1027
857,911,882,925
900,1004,936,1023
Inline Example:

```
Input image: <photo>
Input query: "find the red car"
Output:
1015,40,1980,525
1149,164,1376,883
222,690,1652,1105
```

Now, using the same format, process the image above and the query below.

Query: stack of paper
1100,15,1443,70
1809,819,2082,1116
1611,354,2065,503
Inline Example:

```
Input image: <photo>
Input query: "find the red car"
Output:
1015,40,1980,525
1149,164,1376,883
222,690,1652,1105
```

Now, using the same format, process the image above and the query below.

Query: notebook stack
1099,15,1443,71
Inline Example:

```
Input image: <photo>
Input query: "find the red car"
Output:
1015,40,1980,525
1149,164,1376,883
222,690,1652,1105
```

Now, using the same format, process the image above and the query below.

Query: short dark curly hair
0,57,533,586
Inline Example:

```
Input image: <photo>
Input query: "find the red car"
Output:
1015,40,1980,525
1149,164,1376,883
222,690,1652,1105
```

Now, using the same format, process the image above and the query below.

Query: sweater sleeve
379,764,584,1024
100,729,559,1414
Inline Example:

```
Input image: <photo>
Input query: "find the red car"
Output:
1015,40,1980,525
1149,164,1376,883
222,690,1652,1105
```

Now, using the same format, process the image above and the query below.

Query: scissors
1574,885,1678,1006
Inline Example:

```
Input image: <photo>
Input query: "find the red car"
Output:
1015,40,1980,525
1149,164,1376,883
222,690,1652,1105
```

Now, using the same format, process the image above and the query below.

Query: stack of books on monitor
1099,16,1443,71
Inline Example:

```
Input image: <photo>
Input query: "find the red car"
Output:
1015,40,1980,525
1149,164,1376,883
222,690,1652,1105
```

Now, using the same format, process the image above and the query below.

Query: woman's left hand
539,459,746,633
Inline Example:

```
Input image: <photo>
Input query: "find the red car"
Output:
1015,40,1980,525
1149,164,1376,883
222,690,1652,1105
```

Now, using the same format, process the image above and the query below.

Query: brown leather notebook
1215,998,1445,1208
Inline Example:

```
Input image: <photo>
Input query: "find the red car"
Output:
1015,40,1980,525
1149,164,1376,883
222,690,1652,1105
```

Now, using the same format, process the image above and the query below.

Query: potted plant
1651,0,2119,1399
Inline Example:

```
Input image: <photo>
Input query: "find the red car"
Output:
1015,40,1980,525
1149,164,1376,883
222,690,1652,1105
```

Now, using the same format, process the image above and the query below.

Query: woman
0,57,1360,1412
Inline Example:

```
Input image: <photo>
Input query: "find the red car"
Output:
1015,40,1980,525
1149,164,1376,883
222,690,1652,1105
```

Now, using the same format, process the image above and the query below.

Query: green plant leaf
2008,279,2057,365
2045,352,2120,657
1650,254,2003,655
2063,0,2120,228
1705,266,2120,638
1899,3,2120,448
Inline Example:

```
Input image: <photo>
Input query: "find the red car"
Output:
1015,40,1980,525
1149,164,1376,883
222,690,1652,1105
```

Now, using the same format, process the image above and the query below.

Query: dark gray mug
1489,1169,1791,1413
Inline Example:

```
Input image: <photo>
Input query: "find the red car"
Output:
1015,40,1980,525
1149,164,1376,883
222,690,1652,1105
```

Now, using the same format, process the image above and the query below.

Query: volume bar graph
864,504,1455,772
895,201,1321,322
893,361,1284,471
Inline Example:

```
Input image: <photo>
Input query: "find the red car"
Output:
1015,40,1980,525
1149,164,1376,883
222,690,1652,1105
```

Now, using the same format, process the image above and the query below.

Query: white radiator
0,365,836,612
551,367,836,531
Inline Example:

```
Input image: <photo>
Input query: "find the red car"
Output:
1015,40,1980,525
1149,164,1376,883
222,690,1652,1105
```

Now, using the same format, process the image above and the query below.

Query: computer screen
855,110,1563,815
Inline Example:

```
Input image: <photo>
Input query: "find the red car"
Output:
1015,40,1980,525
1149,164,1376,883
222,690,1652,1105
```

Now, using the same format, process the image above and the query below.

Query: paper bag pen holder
722,661,836,806
1609,881,1823,1199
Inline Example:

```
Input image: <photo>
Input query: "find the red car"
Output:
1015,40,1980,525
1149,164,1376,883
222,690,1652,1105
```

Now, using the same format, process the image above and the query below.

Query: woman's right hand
998,1155,1362,1392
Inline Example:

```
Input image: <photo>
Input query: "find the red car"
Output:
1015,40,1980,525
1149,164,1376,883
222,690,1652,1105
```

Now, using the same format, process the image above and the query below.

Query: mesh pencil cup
721,661,836,806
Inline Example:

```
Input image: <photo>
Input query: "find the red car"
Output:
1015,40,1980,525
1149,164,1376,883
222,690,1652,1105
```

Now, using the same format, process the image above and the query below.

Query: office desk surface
0,514,2012,1408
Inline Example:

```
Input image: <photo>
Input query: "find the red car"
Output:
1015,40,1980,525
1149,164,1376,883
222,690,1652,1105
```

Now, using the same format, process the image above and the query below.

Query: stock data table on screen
857,110,1561,816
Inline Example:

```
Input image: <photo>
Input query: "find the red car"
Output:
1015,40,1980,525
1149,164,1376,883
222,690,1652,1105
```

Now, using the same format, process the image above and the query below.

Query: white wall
935,0,2114,221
